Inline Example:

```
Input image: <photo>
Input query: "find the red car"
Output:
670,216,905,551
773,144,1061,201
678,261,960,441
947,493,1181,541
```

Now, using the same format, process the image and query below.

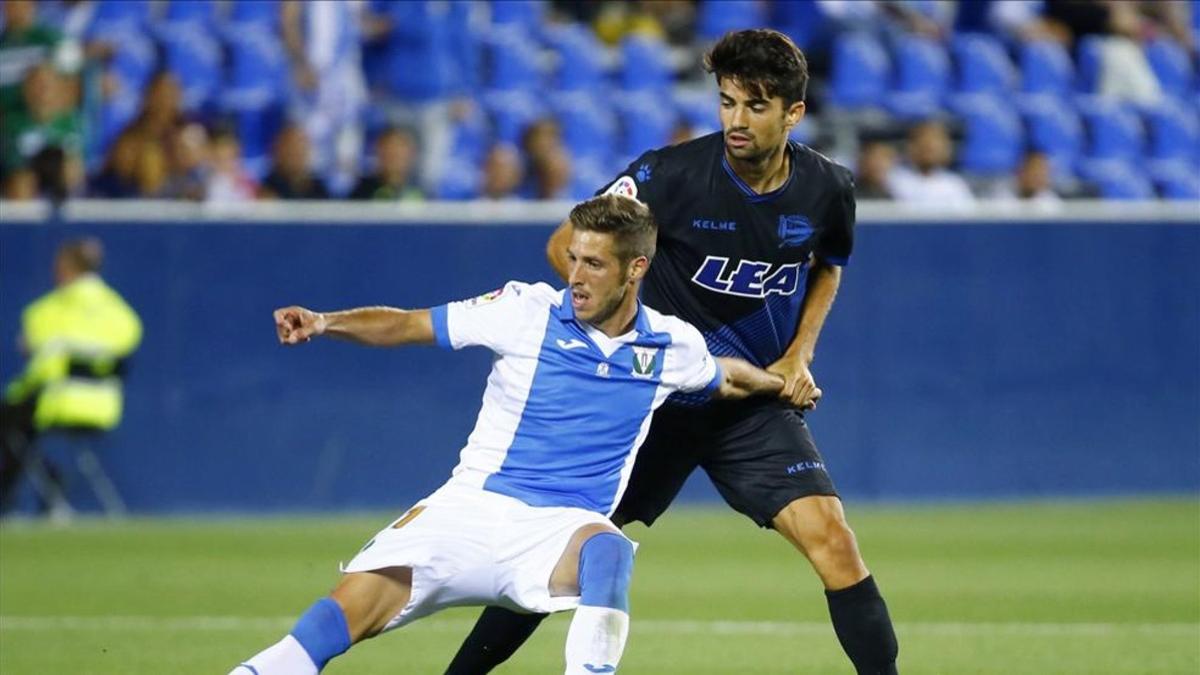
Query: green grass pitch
2,499,1197,674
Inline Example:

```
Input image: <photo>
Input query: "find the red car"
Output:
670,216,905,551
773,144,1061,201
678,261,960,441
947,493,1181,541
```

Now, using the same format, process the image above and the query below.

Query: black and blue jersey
600,132,857,370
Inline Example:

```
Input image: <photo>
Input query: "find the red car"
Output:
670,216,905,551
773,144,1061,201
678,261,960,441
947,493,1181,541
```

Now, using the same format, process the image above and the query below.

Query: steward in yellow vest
1,238,141,512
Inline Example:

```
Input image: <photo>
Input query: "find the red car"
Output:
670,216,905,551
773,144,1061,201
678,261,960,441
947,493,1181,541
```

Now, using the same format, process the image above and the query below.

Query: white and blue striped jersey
430,281,723,515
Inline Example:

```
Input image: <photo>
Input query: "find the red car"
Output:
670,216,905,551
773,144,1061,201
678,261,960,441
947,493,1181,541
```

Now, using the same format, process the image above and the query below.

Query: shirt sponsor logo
692,219,737,232
556,338,589,350
605,175,638,199
691,256,802,298
631,346,659,378
466,287,505,307
778,214,814,248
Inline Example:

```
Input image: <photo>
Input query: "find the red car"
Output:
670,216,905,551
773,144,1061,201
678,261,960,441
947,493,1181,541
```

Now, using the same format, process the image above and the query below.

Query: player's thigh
331,567,413,641
612,405,707,527
701,401,838,528
547,522,621,597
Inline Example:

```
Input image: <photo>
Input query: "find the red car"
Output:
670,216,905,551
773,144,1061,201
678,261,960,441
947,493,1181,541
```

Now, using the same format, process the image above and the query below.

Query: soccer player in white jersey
230,195,789,675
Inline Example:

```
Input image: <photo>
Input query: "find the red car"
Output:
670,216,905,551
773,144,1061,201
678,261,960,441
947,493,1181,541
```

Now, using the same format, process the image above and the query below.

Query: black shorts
613,398,838,528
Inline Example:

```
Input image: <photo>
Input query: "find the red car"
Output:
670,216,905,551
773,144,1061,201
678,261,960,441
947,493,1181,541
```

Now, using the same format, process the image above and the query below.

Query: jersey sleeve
662,319,723,398
429,281,552,355
595,148,667,213
815,169,856,266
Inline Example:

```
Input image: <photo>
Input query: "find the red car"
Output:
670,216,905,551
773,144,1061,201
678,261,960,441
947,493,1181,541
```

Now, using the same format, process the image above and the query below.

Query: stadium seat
770,0,828,50
613,92,674,160
570,155,612,200
620,35,673,92
1078,95,1145,161
697,0,766,42
546,24,608,93
887,35,951,119
480,89,540,145
951,33,1017,96
1145,38,1196,98
1146,159,1200,200
1143,97,1200,162
554,93,618,164
1075,35,1105,94
159,19,223,113
164,0,216,24
674,88,720,136
489,0,545,30
91,0,151,32
1076,158,1154,200
1020,40,1074,97
227,0,280,28
222,21,290,166
829,33,890,110
957,95,1024,175
1018,94,1085,175
487,27,545,92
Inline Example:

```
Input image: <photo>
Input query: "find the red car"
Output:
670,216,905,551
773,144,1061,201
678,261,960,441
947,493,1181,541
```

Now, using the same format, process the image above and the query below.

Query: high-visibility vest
4,274,142,431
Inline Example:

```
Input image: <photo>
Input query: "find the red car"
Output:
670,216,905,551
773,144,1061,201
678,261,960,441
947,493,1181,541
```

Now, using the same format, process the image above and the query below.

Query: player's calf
564,531,635,675
229,567,411,674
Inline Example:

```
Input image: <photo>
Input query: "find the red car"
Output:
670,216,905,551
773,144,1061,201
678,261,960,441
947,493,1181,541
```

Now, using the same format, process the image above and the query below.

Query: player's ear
785,100,805,127
628,256,649,283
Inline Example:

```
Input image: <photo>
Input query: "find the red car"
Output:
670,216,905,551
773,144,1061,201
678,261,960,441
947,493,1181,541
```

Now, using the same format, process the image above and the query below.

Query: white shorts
342,476,633,632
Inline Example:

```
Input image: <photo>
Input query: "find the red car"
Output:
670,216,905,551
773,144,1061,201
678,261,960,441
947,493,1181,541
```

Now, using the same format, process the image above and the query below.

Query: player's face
566,230,642,327
718,78,804,163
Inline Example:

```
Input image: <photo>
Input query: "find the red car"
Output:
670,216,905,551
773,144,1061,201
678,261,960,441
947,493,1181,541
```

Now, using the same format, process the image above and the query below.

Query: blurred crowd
1,0,1196,206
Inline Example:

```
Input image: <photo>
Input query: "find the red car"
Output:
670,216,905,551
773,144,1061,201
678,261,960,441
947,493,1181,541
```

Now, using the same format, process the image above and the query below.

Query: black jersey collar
720,143,796,204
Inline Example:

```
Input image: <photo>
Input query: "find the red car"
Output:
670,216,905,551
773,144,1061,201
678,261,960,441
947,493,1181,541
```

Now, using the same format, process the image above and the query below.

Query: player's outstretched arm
714,357,787,400
545,219,573,282
769,260,841,409
274,305,434,347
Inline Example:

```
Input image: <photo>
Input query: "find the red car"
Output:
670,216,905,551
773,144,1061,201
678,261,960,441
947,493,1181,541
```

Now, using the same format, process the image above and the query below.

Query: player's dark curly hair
569,194,657,265
704,29,808,105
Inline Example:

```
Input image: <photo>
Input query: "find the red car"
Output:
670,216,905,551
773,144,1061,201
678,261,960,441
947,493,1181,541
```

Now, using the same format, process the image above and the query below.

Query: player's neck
726,143,790,194
588,294,639,338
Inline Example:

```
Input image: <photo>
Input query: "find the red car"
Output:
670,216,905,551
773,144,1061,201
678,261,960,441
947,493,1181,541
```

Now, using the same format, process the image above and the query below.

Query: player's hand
274,306,326,345
767,358,822,411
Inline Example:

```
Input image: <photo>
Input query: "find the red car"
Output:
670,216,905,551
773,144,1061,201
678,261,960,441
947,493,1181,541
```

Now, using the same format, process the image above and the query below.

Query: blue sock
290,597,352,668
577,532,634,612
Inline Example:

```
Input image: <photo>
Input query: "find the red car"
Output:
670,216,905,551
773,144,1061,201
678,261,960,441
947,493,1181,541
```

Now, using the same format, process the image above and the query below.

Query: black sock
444,605,548,675
825,575,899,675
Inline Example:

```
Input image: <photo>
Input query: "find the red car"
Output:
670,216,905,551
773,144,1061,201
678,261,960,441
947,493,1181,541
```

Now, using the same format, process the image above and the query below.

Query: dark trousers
0,397,55,514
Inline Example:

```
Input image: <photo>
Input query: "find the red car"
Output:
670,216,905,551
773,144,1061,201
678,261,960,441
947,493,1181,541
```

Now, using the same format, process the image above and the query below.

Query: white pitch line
0,616,1197,637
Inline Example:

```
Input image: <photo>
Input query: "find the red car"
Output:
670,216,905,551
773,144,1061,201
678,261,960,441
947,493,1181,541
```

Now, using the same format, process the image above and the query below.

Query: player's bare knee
331,567,413,641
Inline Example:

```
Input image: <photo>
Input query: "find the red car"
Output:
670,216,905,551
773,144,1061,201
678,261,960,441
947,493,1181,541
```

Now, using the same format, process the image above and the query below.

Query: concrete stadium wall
1,204,1197,513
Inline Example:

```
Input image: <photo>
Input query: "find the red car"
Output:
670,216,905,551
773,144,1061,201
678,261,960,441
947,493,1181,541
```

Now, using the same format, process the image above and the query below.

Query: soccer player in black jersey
446,29,899,675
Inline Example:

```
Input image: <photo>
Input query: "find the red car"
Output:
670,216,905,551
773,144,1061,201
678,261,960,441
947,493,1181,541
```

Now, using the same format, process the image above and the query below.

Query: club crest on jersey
631,346,659,378
604,175,639,199
778,214,814,248
466,287,505,307
691,256,802,298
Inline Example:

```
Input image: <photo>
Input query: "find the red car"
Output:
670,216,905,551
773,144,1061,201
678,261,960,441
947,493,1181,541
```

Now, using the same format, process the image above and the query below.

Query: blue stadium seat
697,0,766,42
887,35,951,119
487,28,544,92
481,90,540,145
1146,159,1200,200
164,0,217,24
1075,35,1104,93
1018,94,1084,170
613,92,674,159
435,155,481,200
159,20,223,114
546,24,607,93
951,33,1016,96
957,95,1024,175
490,0,544,30
570,156,612,200
1143,97,1200,162
1145,38,1196,97
227,0,280,28
620,35,672,92
829,33,890,110
222,21,290,165
554,93,618,165
1078,95,1145,161
1076,158,1154,200
91,0,151,31
674,89,720,136
1020,40,1074,97
770,0,828,50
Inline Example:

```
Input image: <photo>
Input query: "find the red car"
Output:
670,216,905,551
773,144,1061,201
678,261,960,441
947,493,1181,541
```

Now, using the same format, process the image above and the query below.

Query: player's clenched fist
274,306,326,345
